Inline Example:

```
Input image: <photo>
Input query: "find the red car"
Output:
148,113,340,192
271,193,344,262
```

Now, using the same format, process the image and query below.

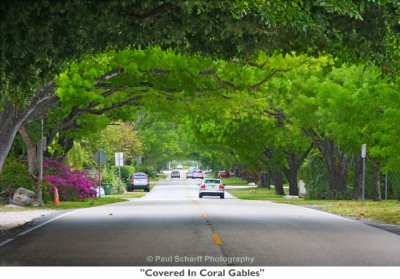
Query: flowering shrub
44,159,97,201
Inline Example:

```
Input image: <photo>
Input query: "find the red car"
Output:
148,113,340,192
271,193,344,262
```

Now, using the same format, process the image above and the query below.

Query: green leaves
46,46,400,175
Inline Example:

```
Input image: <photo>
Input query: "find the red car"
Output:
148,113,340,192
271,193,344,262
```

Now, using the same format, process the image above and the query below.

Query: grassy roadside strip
46,185,155,210
227,187,400,226
220,177,249,186
153,174,168,181
1,184,156,211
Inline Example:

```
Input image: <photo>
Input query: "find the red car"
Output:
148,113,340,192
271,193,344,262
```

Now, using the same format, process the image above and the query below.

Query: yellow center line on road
212,233,223,246
192,199,222,247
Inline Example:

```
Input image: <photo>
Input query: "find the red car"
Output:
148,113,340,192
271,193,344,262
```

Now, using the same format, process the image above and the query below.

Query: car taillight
201,184,206,189
147,177,150,183
131,177,134,183
219,184,225,190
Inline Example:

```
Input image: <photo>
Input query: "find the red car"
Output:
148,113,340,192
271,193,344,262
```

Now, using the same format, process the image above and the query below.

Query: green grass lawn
220,177,249,186
46,184,156,210
1,185,153,211
228,187,400,225
45,197,126,210
45,190,149,210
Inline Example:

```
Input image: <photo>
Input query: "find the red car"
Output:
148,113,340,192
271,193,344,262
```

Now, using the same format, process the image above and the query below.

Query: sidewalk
0,206,56,231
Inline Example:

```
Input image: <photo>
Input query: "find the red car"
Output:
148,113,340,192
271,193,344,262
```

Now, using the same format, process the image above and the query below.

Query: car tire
145,187,150,192
199,193,203,198
220,194,225,199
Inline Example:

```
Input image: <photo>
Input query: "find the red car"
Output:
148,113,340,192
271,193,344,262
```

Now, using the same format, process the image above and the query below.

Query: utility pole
385,173,388,200
361,144,366,206
36,118,44,204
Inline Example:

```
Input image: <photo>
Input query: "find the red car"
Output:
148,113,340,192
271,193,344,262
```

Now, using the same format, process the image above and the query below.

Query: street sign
361,144,367,158
94,151,107,165
115,152,123,166
361,144,367,206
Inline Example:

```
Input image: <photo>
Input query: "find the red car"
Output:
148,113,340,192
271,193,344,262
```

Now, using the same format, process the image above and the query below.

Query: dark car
171,171,180,178
186,171,193,179
217,170,235,178
128,172,150,192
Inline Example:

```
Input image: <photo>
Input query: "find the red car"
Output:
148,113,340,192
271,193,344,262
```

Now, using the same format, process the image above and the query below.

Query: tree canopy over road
1,0,400,202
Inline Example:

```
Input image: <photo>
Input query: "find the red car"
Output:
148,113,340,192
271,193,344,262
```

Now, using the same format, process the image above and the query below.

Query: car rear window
205,179,220,184
134,175,147,179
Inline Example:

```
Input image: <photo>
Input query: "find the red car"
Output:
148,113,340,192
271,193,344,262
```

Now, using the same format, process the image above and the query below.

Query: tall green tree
2,0,399,173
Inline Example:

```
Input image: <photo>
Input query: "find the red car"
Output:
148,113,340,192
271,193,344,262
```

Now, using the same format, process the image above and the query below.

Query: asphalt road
1,177,400,266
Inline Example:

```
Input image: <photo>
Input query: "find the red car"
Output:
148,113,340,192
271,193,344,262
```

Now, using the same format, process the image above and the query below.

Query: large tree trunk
284,166,299,196
258,171,270,189
0,105,21,172
234,165,240,177
283,144,313,196
353,155,363,200
0,82,56,174
272,171,285,195
18,125,44,205
315,140,350,193
372,161,382,201
18,125,38,176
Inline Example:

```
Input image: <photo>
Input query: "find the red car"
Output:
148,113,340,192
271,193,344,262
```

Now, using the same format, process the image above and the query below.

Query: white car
128,172,150,192
199,178,225,199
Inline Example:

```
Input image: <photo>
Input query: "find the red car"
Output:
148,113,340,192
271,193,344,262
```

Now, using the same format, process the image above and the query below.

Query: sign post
94,151,107,198
36,118,46,205
385,173,388,200
115,152,124,193
361,144,366,206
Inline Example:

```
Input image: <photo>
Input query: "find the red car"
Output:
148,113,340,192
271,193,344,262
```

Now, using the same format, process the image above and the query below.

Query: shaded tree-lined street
1,178,399,266
1,1,400,269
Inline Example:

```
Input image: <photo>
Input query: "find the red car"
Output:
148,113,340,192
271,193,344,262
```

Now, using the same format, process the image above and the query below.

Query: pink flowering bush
44,159,97,201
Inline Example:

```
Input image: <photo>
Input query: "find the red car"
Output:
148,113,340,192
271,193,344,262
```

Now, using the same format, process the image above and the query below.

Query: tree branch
96,68,124,84
22,81,57,123
200,69,238,89
130,2,174,20
263,108,291,126
249,60,310,91
300,142,314,163
86,95,141,115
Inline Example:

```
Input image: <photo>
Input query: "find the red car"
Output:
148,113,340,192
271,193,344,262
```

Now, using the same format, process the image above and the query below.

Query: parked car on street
217,171,227,178
217,170,235,178
192,170,204,179
186,171,193,179
199,178,225,199
128,172,150,192
171,171,181,178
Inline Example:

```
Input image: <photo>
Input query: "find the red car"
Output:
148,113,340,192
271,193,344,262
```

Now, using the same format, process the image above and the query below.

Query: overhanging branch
200,69,237,90
249,60,310,91
130,2,174,20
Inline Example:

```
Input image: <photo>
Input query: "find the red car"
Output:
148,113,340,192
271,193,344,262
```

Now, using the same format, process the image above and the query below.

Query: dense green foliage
49,47,399,199
1,1,400,203
119,165,136,187
0,159,35,203
2,0,400,103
